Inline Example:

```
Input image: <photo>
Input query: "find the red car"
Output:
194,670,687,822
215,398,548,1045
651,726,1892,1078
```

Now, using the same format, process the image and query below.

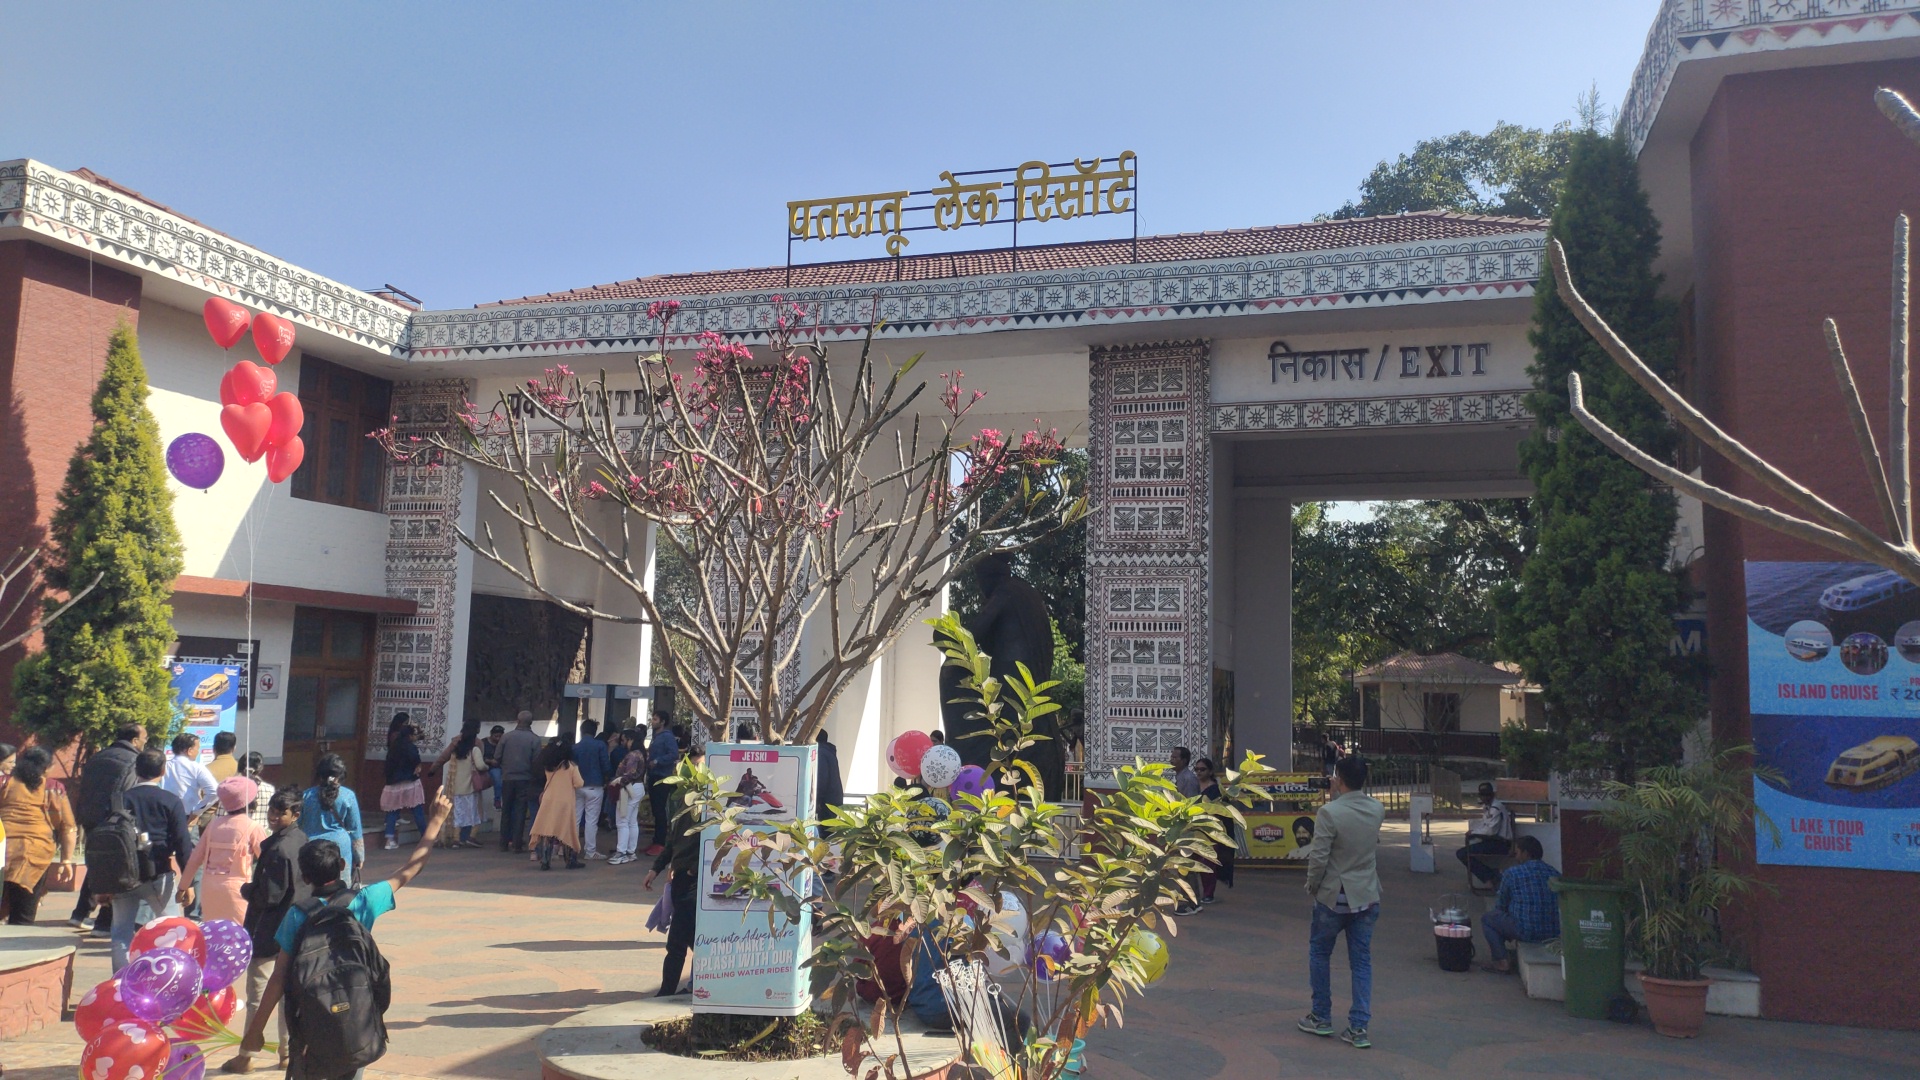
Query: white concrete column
1232,493,1292,768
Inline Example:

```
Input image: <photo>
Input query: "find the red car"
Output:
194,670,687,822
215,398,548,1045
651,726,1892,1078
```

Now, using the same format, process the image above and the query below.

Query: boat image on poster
1825,736,1920,791
1819,570,1920,638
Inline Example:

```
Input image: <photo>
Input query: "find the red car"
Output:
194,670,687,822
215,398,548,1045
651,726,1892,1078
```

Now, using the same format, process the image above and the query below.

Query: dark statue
940,553,1065,798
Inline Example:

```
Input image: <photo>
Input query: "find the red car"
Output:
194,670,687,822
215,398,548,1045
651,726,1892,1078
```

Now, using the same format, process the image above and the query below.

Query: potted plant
677,611,1260,1079
1594,745,1780,1037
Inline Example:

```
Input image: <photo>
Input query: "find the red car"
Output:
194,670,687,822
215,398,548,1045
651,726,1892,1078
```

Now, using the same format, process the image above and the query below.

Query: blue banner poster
1746,561,1920,871
692,743,818,1015
168,661,242,762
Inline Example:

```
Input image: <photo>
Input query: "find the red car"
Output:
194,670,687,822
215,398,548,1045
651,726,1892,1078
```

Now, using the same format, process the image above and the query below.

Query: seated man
1455,781,1514,886
1481,835,1559,974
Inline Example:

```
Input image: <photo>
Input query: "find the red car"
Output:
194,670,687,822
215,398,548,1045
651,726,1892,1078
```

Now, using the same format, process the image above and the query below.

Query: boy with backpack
233,789,452,1079
224,788,309,1074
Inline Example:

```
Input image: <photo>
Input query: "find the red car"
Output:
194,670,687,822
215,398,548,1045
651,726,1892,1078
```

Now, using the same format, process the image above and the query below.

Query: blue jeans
1309,901,1378,1030
489,767,503,808
384,805,427,842
1483,909,1527,963
110,872,179,971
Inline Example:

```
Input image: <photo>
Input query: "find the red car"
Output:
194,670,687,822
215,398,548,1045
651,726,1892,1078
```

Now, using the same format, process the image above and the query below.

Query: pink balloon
888,730,934,779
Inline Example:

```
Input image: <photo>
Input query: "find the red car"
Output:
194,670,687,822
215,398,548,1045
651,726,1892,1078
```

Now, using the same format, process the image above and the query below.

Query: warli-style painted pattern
403,245,1542,362
1211,390,1531,433
371,379,473,755
0,160,411,356
1084,341,1212,783
1622,1,1920,155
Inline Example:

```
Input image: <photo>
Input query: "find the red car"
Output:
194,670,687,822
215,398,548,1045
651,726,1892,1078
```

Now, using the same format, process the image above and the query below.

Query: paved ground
7,820,1920,1079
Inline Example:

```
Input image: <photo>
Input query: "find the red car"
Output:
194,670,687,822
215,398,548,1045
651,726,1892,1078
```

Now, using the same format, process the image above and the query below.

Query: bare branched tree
380,302,1084,743
1553,88,1920,586
0,548,102,654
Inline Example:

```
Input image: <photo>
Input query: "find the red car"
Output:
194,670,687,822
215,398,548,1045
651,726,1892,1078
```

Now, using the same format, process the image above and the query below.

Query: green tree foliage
1496,130,1702,781
951,449,1087,661
1290,499,1529,727
1329,121,1575,220
13,324,185,747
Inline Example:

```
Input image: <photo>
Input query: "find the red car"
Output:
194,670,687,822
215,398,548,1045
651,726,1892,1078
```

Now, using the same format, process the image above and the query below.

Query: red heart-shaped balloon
218,368,238,408
225,361,277,407
220,403,273,463
202,298,251,349
252,312,297,366
171,985,237,1041
265,392,304,448
266,435,305,483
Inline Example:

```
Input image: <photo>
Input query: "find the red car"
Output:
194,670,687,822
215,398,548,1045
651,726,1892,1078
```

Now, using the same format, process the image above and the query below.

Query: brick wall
1692,59,1920,1029
0,239,142,744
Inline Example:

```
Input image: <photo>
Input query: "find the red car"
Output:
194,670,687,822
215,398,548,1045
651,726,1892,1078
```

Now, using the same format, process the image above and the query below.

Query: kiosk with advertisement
1237,771,1329,867
691,743,818,1015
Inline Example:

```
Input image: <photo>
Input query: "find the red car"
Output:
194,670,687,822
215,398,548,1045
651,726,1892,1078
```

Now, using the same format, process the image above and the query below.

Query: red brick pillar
0,239,142,739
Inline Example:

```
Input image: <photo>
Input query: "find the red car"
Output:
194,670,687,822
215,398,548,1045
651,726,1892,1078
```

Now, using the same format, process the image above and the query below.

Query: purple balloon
1028,929,1071,981
199,920,251,994
166,433,225,490
122,948,203,1026
165,1042,208,1080
951,765,993,799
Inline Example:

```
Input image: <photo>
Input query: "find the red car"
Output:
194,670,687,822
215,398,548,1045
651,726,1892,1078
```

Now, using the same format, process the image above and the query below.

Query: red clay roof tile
481,210,1544,308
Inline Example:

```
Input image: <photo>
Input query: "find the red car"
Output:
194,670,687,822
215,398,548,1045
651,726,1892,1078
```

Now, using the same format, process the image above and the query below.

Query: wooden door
283,608,374,793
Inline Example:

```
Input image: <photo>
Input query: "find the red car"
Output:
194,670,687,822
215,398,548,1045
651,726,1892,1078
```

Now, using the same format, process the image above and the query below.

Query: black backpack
285,888,391,1077
84,803,145,895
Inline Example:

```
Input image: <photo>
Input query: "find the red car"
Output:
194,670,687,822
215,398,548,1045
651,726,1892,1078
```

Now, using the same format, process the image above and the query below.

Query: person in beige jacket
1298,756,1385,1050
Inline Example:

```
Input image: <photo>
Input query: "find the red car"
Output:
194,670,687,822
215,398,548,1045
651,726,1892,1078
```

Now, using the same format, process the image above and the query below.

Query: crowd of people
0,707,1576,1068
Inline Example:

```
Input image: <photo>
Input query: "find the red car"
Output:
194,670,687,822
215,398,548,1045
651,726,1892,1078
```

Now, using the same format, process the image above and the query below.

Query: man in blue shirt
1481,834,1560,974
234,790,452,1077
571,720,614,861
644,711,680,857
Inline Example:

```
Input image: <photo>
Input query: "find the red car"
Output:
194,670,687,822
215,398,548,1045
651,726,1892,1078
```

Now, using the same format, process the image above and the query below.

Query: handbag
468,749,493,793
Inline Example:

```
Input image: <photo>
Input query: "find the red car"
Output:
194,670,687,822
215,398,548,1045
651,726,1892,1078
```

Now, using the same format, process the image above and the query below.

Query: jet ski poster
1746,561,1920,872
692,742,818,1016
168,661,242,761
710,746,803,824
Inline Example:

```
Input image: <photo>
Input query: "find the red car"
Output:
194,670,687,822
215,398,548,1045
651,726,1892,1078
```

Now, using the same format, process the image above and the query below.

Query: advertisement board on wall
168,661,243,762
692,743,817,1015
1746,561,1920,872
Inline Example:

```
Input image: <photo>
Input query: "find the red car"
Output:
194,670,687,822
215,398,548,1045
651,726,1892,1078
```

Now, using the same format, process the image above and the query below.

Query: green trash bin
1548,877,1628,1020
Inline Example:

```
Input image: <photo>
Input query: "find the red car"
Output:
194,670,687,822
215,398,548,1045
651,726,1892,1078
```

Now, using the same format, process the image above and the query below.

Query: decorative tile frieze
371,379,473,756
1084,340,1212,784
403,242,1543,363
0,159,411,357
1622,1,1920,155
1211,390,1531,433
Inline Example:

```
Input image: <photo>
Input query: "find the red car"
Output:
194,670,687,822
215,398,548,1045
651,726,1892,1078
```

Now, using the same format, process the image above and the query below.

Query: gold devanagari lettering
1014,153,1138,222
1014,160,1055,222
788,191,911,253
932,171,1002,231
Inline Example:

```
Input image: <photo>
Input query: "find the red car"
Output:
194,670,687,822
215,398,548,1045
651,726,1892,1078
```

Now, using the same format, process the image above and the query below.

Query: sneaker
1172,902,1201,916
644,844,664,856
1199,896,1218,905
607,853,630,866
585,850,607,861
383,837,398,851
1297,1014,1334,1037
1339,1027,1371,1049
69,916,89,930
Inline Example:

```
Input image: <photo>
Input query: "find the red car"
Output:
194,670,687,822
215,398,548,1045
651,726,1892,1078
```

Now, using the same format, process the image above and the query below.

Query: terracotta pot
1640,974,1711,1038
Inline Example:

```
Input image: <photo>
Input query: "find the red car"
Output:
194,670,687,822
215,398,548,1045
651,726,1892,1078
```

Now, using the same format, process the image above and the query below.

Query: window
291,354,392,512
1422,692,1461,733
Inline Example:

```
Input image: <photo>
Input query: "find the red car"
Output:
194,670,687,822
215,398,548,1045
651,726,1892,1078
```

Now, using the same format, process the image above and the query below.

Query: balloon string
240,481,274,767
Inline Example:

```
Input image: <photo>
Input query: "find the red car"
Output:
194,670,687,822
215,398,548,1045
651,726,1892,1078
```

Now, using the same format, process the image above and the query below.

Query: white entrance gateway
420,210,1547,785
1,155,1543,789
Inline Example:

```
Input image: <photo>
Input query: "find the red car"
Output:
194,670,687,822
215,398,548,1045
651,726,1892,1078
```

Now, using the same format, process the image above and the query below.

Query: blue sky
3,2,1657,310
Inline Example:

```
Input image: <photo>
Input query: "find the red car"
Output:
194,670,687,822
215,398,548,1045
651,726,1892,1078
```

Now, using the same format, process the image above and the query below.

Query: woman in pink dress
178,776,266,925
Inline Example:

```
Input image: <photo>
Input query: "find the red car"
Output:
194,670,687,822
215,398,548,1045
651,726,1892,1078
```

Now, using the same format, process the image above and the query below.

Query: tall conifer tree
13,323,184,747
1497,131,1701,781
